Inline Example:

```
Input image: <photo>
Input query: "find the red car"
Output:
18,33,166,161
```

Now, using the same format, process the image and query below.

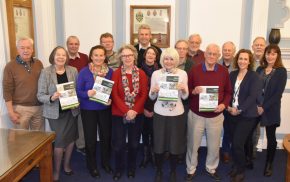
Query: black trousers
111,114,143,172
141,115,153,147
81,108,112,171
265,124,278,163
229,115,257,174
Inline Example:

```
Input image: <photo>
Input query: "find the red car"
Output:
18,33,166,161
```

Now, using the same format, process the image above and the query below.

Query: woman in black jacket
256,44,287,177
227,49,262,182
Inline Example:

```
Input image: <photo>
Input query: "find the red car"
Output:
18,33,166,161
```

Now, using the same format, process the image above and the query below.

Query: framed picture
130,5,171,48
6,0,35,61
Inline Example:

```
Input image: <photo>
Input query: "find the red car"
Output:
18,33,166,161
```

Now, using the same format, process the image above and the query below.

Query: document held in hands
56,81,79,110
158,75,179,102
89,76,114,105
199,86,219,112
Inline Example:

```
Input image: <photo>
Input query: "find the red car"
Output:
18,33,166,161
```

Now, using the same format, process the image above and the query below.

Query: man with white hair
3,37,44,130
186,44,232,181
188,34,205,66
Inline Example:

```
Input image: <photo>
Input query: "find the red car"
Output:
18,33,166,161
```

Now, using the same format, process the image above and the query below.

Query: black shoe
170,171,176,182
185,173,195,181
113,172,122,181
102,165,113,174
127,170,135,178
63,170,74,176
154,171,162,182
264,162,273,177
206,171,221,181
76,147,86,156
90,169,100,178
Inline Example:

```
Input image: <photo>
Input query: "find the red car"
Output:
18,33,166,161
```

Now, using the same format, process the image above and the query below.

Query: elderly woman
139,46,161,168
149,48,189,182
256,44,287,177
111,44,148,180
37,46,79,181
76,45,113,178
227,49,262,182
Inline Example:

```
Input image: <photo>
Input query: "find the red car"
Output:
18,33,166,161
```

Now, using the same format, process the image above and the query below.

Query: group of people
3,24,287,182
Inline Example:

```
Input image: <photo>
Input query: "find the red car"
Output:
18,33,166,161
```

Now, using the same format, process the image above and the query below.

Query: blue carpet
22,146,286,182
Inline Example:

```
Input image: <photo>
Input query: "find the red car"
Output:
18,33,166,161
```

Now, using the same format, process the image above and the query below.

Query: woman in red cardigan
111,44,148,181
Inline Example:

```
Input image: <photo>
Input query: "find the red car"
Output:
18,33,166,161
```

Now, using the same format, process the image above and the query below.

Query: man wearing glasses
188,34,205,66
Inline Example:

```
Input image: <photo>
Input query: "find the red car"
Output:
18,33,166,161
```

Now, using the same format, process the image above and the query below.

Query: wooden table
283,134,290,182
0,128,55,182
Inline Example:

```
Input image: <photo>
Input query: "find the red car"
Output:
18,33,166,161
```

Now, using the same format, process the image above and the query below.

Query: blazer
37,65,79,119
229,70,262,118
256,67,287,126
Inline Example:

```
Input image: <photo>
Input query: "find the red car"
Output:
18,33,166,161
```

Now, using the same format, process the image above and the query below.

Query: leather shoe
185,173,195,181
63,170,74,176
90,169,100,178
206,171,221,181
127,170,135,178
113,172,122,181
102,165,113,174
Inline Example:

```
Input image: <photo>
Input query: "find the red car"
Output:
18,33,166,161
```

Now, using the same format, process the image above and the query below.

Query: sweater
68,52,89,72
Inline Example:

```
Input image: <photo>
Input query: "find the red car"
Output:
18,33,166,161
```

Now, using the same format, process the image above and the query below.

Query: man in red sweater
66,35,89,155
186,44,232,181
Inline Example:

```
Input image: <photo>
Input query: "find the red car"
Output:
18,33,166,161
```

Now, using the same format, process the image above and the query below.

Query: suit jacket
134,44,162,68
37,65,79,119
256,67,287,126
229,70,262,118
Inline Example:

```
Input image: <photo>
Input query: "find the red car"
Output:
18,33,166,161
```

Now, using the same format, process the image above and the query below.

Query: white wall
62,0,113,55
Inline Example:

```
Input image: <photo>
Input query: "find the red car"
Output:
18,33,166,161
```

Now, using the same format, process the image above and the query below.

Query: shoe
76,147,86,156
63,170,74,176
170,171,176,182
222,152,230,164
102,165,113,174
206,171,221,181
264,162,273,177
185,173,195,181
113,172,122,181
127,170,135,178
154,171,162,182
90,169,100,178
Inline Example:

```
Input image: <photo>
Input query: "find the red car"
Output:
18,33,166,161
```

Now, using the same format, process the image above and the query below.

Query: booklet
89,76,114,105
158,75,179,102
199,86,219,112
56,81,79,110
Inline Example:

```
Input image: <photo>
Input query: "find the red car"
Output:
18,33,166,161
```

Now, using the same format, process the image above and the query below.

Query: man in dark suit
134,24,162,68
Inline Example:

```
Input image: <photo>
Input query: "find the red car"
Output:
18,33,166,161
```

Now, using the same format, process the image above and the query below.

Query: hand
151,85,160,95
229,107,239,116
177,83,187,93
51,92,61,101
214,104,225,113
257,106,264,115
126,110,137,120
8,110,20,124
144,109,153,118
192,86,203,95
104,99,112,106
87,89,96,97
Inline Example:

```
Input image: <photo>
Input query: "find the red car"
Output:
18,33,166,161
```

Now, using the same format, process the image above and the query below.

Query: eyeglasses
206,52,219,57
121,54,134,59
176,47,188,51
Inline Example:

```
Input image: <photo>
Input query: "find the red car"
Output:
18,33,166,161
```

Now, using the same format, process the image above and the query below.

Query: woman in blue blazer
256,44,287,177
227,49,262,182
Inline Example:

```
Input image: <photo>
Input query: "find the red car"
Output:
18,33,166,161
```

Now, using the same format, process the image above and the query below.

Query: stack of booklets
56,81,79,110
158,75,179,102
199,86,219,112
89,76,114,105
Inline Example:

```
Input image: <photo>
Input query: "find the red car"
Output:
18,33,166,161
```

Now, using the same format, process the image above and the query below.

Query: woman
139,46,161,168
149,48,188,182
257,44,287,177
76,45,113,178
37,46,79,181
111,44,148,180
227,49,262,182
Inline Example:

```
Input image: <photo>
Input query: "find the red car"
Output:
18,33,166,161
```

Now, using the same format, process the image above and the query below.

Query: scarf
121,65,140,109
89,62,109,78
141,61,160,86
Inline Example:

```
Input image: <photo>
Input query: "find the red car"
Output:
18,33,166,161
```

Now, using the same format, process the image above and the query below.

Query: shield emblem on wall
136,11,143,22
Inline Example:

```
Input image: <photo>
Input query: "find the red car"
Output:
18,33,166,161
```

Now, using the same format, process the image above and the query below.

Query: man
3,37,44,130
100,32,120,70
175,39,194,73
186,44,232,181
252,37,266,70
134,24,162,68
188,34,205,66
218,41,236,163
67,35,89,155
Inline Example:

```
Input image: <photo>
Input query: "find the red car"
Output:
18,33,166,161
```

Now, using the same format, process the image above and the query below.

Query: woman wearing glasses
111,44,148,181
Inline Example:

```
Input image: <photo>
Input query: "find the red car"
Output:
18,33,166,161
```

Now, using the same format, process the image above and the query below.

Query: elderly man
188,34,205,66
3,37,44,130
134,24,162,68
186,44,232,181
218,41,236,163
67,35,89,155
252,37,266,70
100,32,120,70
